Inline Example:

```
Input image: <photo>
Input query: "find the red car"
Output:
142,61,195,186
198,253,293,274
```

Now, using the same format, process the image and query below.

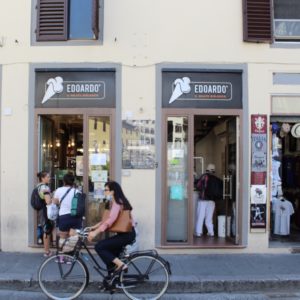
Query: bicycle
38,227,171,300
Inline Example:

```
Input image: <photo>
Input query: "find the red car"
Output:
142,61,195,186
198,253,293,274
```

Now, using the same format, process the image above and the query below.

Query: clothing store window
270,118,300,246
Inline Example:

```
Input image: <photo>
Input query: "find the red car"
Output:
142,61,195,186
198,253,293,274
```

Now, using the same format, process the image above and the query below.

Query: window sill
31,39,103,47
271,41,300,49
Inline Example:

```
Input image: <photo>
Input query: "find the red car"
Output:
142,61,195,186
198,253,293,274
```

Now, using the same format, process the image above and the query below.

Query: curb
1,277,300,294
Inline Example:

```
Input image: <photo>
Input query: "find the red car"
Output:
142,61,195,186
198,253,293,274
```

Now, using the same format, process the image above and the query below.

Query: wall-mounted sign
35,71,115,108
250,114,267,230
41,77,105,103
250,204,266,229
251,115,268,179
162,71,242,108
169,78,232,103
251,185,267,204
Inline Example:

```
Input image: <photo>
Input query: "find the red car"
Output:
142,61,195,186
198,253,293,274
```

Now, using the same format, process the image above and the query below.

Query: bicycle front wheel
38,254,89,300
120,255,169,300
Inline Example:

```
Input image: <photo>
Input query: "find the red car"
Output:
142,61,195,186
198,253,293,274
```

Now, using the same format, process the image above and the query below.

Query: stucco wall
0,1,300,252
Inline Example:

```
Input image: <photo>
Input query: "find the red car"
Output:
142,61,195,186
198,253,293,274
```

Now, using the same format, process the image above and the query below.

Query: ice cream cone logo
169,77,191,104
42,77,64,104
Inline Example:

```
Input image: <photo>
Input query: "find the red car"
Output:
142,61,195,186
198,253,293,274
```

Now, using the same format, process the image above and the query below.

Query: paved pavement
1,252,300,296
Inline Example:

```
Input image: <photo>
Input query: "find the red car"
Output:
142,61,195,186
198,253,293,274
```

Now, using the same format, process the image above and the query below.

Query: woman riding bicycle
87,181,136,275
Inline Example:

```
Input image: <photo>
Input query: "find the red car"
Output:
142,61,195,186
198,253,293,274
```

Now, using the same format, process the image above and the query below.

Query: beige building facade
0,0,300,253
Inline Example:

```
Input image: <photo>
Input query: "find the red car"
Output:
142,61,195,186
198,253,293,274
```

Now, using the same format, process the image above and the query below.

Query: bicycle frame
74,238,109,279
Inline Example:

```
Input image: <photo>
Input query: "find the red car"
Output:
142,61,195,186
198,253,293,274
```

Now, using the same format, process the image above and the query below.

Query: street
1,290,300,300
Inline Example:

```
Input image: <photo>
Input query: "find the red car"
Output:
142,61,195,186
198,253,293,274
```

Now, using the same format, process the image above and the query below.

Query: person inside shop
87,181,136,277
35,171,54,257
194,163,223,237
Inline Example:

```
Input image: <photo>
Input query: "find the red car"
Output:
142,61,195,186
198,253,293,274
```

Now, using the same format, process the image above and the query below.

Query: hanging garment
294,156,300,187
272,198,294,235
282,156,295,188
272,159,282,183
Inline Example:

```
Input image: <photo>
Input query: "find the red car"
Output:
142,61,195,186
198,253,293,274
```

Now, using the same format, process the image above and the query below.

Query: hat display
282,123,291,133
279,129,286,138
291,123,300,138
272,123,281,134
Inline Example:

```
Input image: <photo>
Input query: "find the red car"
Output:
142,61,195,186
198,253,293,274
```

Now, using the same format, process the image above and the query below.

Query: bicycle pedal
115,284,126,289
98,285,106,292
109,289,116,295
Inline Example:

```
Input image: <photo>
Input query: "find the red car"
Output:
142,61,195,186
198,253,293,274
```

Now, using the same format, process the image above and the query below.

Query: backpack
70,191,86,217
197,173,223,201
30,186,45,211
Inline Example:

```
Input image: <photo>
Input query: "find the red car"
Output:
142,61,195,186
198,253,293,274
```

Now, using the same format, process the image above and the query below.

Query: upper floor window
36,0,100,42
243,0,300,43
274,0,300,41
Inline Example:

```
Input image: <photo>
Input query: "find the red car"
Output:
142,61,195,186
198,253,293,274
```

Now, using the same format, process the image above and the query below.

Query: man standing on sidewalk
194,163,223,237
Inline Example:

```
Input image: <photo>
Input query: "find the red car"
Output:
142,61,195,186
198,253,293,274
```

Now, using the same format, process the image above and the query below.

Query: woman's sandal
113,264,128,276
43,251,52,257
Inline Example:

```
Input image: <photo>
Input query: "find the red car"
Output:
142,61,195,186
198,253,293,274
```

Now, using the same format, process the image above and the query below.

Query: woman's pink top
99,200,135,232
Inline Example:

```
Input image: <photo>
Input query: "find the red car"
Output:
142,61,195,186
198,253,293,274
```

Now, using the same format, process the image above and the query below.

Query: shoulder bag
102,206,132,233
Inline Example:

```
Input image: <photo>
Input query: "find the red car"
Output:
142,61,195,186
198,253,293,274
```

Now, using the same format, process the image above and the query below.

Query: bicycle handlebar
76,227,91,238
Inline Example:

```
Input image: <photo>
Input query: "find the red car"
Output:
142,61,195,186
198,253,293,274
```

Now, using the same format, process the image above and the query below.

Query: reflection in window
122,120,156,169
69,0,95,40
166,117,188,242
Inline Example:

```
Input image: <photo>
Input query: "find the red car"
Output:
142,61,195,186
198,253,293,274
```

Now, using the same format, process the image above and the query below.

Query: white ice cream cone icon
42,77,64,104
169,77,191,104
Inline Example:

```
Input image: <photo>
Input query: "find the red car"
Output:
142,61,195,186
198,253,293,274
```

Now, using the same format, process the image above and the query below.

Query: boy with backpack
194,163,223,237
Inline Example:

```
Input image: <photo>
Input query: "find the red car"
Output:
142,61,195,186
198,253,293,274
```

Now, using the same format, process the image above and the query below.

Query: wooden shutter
243,0,272,42
36,0,68,41
92,0,99,40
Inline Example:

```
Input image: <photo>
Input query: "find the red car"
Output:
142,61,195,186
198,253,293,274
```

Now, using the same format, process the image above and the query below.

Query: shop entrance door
223,117,239,244
35,109,114,243
193,115,239,246
162,110,241,247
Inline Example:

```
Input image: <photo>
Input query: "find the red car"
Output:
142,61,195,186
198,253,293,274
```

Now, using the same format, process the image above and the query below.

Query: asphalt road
1,290,300,300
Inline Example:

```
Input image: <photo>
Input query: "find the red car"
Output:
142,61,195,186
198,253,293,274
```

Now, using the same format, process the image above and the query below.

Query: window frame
31,0,104,46
273,0,300,42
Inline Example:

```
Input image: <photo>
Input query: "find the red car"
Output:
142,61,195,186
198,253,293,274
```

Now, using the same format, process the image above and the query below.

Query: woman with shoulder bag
88,181,136,275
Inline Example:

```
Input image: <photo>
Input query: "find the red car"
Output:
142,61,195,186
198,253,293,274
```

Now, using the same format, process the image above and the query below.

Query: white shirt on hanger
272,198,294,235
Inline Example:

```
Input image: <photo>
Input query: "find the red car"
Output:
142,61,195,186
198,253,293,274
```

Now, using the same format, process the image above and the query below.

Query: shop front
159,68,247,248
30,68,118,245
269,95,300,248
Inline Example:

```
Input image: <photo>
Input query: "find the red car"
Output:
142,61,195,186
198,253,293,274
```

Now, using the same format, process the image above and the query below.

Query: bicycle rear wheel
120,255,169,300
38,254,89,300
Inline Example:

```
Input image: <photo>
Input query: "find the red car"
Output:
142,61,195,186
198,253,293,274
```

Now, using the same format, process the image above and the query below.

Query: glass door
85,116,112,227
39,114,84,192
224,117,239,244
37,112,114,230
166,116,189,243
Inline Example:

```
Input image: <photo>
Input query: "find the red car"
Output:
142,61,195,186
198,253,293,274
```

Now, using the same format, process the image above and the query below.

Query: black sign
35,71,116,108
162,71,242,109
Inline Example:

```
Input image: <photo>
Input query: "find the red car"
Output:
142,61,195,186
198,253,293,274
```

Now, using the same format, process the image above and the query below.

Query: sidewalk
0,252,300,294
